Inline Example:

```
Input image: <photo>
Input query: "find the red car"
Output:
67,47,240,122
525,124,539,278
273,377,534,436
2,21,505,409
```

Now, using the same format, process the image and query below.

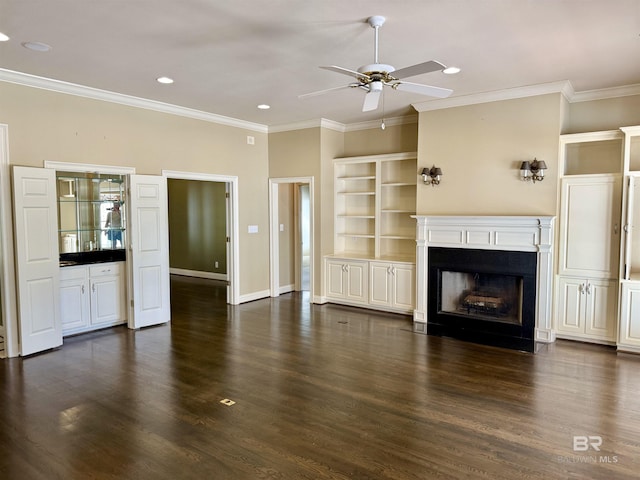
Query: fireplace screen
439,271,523,325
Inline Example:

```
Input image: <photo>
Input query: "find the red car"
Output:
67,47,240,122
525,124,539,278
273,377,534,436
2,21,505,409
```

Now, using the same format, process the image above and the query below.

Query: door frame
268,176,314,300
163,170,240,305
0,124,19,357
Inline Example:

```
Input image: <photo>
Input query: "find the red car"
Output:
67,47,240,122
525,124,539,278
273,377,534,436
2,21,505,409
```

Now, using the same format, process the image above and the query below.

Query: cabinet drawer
60,265,87,281
89,262,123,278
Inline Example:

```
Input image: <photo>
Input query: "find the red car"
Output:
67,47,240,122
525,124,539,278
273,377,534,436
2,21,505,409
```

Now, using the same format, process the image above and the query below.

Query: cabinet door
90,275,123,326
559,176,621,278
60,268,90,333
618,283,640,348
345,261,368,303
392,263,415,311
555,277,585,334
369,262,392,307
326,260,347,299
584,279,617,341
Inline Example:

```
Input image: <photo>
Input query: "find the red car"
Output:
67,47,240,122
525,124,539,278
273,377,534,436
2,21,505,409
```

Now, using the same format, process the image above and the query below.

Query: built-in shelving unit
326,152,417,314
57,171,126,257
555,131,623,345
618,126,640,352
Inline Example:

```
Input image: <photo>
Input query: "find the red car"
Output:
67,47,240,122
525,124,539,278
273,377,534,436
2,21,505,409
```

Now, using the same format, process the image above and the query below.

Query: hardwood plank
1,275,640,479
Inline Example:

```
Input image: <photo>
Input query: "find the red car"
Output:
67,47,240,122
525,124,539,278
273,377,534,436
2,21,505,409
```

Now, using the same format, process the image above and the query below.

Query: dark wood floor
2,275,640,479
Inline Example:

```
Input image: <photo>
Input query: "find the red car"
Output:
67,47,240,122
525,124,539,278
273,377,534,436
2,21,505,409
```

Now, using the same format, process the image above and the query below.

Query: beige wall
167,179,227,275
565,95,640,134
343,122,418,157
417,94,563,216
0,82,270,297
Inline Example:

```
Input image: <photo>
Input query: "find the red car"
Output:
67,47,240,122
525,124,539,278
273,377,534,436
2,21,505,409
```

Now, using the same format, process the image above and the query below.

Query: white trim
268,177,315,303
169,268,228,282
344,115,417,132
43,160,136,174
279,284,295,295
268,118,346,134
571,83,640,103
0,68,268,134
239,289,271,303
412,81,574,112
162,169,240,305
0,124,19,357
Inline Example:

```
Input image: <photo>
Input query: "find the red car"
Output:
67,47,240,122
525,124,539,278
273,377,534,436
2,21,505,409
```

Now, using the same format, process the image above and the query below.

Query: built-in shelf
333,152,417,260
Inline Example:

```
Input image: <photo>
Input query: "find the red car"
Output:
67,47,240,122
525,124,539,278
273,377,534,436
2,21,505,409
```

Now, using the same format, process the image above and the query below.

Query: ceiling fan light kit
300,15,457,113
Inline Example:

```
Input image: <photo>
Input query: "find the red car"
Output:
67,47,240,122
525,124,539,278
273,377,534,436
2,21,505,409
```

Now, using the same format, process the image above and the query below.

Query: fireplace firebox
428,247,537,352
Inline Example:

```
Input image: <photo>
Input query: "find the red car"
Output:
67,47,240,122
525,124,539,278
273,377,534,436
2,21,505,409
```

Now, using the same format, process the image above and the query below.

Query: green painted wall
168,179,227,275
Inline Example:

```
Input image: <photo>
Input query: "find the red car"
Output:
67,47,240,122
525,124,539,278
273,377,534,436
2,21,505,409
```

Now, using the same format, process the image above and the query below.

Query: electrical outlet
215,261,219,268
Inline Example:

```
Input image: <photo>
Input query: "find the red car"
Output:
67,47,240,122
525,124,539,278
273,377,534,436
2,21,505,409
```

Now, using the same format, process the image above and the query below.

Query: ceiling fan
300,15,455,112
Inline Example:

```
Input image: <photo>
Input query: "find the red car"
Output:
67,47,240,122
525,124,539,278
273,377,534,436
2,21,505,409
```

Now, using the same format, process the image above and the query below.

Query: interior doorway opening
163,170,239,305
269,177,314,301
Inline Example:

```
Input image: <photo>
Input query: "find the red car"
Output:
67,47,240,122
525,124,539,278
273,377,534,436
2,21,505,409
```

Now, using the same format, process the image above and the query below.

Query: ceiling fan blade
391,60,446,80
392,81,453,98
362,90,381,112
298,84,358,99
320,65,370,81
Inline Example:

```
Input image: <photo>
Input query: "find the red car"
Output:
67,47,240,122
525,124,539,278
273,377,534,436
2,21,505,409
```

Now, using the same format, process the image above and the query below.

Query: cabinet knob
81,285,85,294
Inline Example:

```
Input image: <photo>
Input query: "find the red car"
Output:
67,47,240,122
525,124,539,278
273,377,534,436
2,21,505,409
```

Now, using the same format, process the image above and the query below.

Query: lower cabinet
325,256,415,314
369,261,415,313
325,258,368,305
60,261,126,336
555,276,617,343
618,282,640,352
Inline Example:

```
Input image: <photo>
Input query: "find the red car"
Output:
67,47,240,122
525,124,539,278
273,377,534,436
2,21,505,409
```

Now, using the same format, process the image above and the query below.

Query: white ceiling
1,1,640,127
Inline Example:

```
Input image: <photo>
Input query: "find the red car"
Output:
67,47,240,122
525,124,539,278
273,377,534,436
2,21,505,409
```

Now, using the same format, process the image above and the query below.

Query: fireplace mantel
412,215,556,345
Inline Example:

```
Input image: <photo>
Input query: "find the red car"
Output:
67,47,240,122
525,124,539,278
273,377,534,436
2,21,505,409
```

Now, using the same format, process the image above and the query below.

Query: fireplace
428,247,537,351
412,216,556,350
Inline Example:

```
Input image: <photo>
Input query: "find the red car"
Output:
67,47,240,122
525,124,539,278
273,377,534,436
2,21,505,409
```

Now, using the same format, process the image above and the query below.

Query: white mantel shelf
412,215,556,344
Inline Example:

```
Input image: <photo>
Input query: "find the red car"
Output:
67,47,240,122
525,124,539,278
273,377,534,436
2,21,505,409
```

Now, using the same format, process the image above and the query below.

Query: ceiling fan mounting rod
368,15,386,64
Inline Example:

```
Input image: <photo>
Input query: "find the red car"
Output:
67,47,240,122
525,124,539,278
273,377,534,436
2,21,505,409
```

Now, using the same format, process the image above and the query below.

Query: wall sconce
519,158,547,183
421,166,443,186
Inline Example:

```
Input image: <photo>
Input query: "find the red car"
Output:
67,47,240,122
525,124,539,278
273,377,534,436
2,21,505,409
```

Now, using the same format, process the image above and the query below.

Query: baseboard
170,267,228,282
239,289,271,303
279,284,295,295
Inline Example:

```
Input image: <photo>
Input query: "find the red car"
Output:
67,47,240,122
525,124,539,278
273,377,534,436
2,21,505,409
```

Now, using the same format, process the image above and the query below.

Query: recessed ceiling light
257,104,270,110
0,32,9,42
22,41,52,52
443,66,461,75
156,76,174,84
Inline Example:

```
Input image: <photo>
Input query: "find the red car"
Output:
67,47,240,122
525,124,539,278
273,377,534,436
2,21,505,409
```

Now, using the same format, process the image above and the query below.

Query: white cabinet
555,173,621,344
618,282,640,352
60,266,90,332
60,261,126,335
555,277,617,343
369,261,415,313
325,258,368,305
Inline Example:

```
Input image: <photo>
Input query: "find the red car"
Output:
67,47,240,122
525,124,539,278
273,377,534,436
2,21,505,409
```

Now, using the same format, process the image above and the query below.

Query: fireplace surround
413,216,555,350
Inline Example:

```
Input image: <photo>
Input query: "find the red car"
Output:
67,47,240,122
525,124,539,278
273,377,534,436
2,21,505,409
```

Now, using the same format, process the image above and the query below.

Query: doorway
269,177,314,300
163,170,239,305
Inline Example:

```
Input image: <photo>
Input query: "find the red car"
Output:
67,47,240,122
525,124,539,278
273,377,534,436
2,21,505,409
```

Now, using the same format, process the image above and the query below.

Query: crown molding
412,81,574,112
344,114,417,132
570,83,640,103
0,68,269,133
268,115,417,133
268,118,346,133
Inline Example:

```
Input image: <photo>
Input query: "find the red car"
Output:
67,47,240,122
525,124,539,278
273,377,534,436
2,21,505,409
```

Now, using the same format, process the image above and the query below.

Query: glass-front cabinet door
57,172,126,258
